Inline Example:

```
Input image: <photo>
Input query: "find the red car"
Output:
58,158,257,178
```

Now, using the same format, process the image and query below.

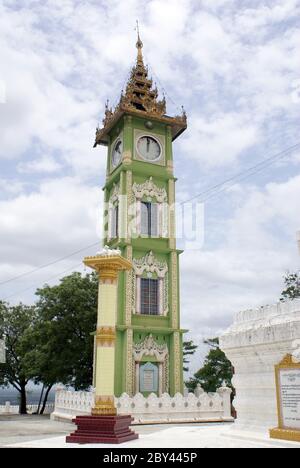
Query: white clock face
112,139,122,168
137,136,161,161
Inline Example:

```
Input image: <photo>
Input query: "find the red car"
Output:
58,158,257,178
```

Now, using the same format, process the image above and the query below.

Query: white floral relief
110,182,120,205
133,251,168,278
133,334,168,362
132,177,167,203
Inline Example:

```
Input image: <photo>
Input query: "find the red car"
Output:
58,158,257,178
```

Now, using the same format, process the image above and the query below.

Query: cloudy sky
0,0,299,373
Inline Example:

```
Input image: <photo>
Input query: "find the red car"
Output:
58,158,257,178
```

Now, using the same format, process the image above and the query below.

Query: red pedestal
66,415,139,444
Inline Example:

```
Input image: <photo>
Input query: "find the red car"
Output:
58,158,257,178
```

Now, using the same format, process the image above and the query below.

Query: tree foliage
0,302,37,414
186,338,234,394
32,271,98,391
0,271,98,413
280,272,300,301
183,340,198,372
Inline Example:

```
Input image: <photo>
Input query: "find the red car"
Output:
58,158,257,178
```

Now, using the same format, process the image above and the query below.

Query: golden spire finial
135,20,143,62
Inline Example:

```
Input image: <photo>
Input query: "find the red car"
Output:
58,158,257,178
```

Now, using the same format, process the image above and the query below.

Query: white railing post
217,384,232,419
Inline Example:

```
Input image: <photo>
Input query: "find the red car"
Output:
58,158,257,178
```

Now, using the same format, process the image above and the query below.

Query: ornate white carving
96,245,121,257
125,328,134,396
132,177,167,203
133,251,168,278
173,331,181,393
125,246,133,325
164,354,169,394
110,182,120,205
133,334,168,363
163,274,169,315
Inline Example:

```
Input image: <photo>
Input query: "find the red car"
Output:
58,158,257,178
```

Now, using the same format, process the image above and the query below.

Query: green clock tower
93,32,187,398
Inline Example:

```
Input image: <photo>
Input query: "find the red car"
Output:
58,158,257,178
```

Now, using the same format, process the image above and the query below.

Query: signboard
143,370,155,392
0,340,5,364
270,354,300,442
139,362,158,393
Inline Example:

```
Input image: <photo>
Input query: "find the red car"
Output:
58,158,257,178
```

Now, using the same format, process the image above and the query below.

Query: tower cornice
94,109,187,147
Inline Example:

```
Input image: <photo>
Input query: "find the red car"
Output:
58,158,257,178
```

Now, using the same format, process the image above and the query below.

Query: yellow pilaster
83,251,132,416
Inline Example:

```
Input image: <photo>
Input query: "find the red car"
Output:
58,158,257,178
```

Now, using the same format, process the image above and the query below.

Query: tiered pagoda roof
94,32,187,147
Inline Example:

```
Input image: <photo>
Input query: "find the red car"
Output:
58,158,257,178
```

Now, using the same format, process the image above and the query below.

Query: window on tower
110,204,119,239
141,202,158,237
140,278,159,315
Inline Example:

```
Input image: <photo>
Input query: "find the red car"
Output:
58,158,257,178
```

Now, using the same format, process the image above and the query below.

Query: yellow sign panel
270,354,300,442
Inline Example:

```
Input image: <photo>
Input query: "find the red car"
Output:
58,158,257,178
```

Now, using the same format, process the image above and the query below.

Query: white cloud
181,174,300,341
181,112,258,167
201,0,235,11
188,11,236,78
234,0,300,33
0,177,102,269
0,2,108,180
0,0,298,171
0,179,25,195
18,156,62,174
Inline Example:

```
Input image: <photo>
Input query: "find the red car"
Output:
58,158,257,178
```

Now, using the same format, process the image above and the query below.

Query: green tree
31,271,98,404
280,272,300,301
22,319,62,414
183,340,198,372
0,302,37,414
186,338,234,393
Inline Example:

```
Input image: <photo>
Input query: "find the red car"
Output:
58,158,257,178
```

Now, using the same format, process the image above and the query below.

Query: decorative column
88,252,130,415
158,363,163,397
66,246,138,444
135,362,140,394
217,384,232,420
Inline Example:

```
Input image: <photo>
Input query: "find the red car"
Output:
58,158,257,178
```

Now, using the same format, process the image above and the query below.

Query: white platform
220,299,300,434
5,424,300,449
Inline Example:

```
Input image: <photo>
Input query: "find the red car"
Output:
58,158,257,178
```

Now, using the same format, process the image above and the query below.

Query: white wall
220,299,300,434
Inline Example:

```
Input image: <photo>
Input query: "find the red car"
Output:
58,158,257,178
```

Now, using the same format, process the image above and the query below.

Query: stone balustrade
232,299,300,328
0,402,54,415
51,385,233,424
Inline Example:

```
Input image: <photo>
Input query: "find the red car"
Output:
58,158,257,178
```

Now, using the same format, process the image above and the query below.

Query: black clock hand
147,138,150,152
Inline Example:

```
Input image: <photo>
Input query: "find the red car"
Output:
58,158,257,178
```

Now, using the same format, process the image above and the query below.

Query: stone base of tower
66,415,139,445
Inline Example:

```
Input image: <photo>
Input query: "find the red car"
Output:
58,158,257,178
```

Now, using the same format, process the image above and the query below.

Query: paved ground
0,415,193,447
1,415,300,448
0,415,74,447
